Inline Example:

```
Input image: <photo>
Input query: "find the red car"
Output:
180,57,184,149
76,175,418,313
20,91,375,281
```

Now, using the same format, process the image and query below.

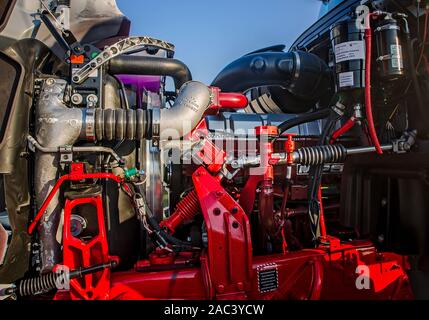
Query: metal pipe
346,145,393,155
27,135,123,163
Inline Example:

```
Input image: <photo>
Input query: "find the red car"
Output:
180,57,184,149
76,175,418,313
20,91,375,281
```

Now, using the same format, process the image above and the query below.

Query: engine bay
1,0,429,300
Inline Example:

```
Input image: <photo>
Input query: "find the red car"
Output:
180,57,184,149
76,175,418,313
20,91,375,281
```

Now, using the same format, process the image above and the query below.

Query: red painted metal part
208,87,248,112
219,92,248,109
51,163,413,300
240,126,278,216
48,135,413,301
160,190,200,234
193,167,253,299
107,243,412,300
28,163,123,234
63,196,111,300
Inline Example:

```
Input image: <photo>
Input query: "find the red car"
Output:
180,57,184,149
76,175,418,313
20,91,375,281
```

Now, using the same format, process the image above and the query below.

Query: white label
339,71,354,88
390,44,403,69
335,41,365,63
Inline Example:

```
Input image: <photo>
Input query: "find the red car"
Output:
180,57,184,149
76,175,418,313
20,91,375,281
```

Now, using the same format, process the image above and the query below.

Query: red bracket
63,196,112,300
28,163,123,234
192,167,252,298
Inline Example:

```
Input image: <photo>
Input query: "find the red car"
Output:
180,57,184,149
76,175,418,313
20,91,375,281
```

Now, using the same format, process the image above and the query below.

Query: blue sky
117,0,322,84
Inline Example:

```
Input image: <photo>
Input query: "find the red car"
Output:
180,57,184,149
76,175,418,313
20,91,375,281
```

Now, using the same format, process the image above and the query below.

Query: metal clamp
151,108,161,146
72,36,176,84
83,108,96,141
331,101,346,117
392,130,417,153
59,146,73,163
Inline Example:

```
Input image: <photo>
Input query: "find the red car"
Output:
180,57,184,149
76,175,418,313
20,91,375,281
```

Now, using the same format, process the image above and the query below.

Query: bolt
213,208,221,216
87,95,97,102
46,78,55,86
253,58,266,71
231,207,239,215
216,285,225,294
232,221,240,229
71,94,83,104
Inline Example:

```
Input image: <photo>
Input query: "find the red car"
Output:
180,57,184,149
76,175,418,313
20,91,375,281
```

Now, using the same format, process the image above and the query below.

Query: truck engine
0,0,428,300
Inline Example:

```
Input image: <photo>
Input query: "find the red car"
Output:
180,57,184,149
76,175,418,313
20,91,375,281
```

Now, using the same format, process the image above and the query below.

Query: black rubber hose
278,108,332,134
108,55,192,90
212,51,330,103
133,184,197,250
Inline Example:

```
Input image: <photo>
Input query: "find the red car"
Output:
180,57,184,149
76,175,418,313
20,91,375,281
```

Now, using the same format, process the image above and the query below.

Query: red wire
330,118,356,144
365,23,383,155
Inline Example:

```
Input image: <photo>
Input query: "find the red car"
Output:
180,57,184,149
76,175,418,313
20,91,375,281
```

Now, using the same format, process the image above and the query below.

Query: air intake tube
212,51,331,113
91,81,212,141
108,55,192,90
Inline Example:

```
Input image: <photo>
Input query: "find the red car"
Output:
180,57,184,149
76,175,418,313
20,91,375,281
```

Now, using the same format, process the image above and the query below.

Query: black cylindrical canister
330,18,366,92
374,17,405,81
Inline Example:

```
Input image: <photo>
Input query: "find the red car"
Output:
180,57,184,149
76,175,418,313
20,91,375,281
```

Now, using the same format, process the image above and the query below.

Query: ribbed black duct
212,51,331,113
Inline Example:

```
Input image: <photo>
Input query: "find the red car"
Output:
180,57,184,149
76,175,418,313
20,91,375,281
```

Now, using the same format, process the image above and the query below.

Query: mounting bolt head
216,285,225,294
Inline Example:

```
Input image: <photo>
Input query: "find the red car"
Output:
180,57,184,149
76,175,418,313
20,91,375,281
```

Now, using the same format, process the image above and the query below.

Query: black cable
307,109,342,242
130,183,199,251
277,108,332,135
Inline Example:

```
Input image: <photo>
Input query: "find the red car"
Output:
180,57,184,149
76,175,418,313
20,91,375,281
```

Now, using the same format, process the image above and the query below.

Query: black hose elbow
108,55,192,90
212,51,331,113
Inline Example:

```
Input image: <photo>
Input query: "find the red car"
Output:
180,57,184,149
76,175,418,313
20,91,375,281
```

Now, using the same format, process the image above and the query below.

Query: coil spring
295,144,347,166
162,190,200,232
177,190,200,219
17,272,58,297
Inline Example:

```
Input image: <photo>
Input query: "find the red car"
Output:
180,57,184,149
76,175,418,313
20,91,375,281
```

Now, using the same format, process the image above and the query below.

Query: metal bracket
151,108,161,147
72,37,176,84
392,130,417,154
221,163,240,180
331,101,346,117
59,146,73,163
37,0,82,55
0,284,16,300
